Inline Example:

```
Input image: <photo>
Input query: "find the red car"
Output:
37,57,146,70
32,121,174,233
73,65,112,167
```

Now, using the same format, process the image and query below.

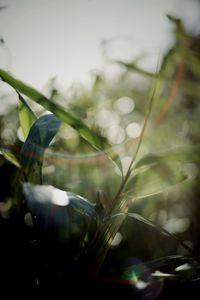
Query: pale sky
0,0,199,89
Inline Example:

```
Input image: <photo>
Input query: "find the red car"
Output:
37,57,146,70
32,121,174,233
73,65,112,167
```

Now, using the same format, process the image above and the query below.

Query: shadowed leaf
20,113,61,176
23,183,98,245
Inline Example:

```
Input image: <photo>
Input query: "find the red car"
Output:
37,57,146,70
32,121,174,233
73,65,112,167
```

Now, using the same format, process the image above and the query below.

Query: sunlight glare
115,96,135,115
126,122,141,138
96,109,120,128
107,124,125,144
51,189,69,206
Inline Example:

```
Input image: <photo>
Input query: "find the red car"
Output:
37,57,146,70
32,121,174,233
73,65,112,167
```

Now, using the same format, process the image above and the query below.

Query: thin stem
111,85,156,209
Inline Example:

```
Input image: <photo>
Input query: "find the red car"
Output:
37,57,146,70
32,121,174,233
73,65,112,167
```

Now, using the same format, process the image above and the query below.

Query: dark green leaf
20,113,61,175
23,183,98,242
130,212,193,254
111,212,193,255
0,69,122,172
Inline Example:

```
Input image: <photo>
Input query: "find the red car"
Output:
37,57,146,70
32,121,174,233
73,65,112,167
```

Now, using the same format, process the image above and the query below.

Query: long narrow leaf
111,212,193,255
1,148,20,167
125,151,189,200
0,69,122,172
0,143,22,168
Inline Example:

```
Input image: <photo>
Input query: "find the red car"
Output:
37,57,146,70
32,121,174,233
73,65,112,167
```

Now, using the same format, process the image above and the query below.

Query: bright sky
0,0,199,89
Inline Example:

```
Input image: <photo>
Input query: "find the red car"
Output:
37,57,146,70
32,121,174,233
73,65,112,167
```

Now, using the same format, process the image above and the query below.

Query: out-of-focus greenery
0,14,200,298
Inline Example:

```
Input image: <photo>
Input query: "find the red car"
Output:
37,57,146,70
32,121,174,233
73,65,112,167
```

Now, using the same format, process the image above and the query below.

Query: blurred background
1,0,200,297
0,0,200,88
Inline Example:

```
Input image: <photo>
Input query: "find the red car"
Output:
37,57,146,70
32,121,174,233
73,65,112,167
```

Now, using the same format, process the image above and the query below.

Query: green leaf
0,142,22,168
0,69,122,172
134,148,200,170
1,148,20,167
17,91,37,139
20,113,61,175
110,212,193,255
126,213,192,254
125,151,188,200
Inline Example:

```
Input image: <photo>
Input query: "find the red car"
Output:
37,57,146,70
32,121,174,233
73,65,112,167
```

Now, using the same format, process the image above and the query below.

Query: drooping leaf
0,69,122,172
17,91,37,139
125,213,192,254
20,113,61,175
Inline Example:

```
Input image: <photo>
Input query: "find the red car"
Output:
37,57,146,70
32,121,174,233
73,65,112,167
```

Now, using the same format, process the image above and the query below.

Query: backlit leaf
17,91,37,139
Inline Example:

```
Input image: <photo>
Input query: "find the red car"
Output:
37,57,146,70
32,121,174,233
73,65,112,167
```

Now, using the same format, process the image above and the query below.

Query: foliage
0,15,200,298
